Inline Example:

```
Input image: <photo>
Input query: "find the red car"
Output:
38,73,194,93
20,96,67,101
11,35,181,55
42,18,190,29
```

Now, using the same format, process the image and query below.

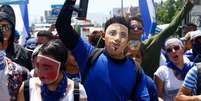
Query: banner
51,4,63,16
138,0,156,40
0,0,28,4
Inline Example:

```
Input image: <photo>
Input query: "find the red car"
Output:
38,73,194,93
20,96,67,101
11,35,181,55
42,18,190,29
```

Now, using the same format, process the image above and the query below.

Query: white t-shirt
159,53,167,66
28,77,87,101
154,65,183,101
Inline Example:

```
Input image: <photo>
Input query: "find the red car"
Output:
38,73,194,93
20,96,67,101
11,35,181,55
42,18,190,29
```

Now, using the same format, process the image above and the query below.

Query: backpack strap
23,79,30,101
196,64,201,95
81,48,103,84
73,80,80,101
129,59,142,100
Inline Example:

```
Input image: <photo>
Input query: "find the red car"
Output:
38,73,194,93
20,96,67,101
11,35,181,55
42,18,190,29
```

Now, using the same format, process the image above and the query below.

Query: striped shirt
183,65,198,95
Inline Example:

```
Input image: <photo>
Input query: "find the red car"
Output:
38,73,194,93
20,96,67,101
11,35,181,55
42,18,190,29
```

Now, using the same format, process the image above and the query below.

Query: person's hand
195,95,201,101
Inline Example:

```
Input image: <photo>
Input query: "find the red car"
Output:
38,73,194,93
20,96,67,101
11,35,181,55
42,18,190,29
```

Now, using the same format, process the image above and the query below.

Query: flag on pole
0,0,28,4
138,0,156,40
0,0,29,46
13,4,29,46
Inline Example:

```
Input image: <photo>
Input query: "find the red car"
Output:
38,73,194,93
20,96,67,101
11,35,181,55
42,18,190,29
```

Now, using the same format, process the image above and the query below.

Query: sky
28,0,138,23
27,0,161,24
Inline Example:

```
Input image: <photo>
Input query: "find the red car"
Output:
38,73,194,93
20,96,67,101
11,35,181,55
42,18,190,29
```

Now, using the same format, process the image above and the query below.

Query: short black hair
186,22,197,30
104,16,130,31
186,22,197,27
88,30,105,48
39,39,68,71
129,16,144,26
37,30,53,37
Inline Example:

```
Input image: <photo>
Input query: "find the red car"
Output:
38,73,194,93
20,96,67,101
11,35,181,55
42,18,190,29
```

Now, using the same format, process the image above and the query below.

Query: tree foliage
155,0,183,24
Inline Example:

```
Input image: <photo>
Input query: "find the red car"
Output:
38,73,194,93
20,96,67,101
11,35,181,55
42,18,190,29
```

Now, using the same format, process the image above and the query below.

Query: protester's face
36,54,61,84
129,20,144,39
184,40,192,50
104,23,128,57
127,40,142,64
188,26,196,32
37,36,49,45
182,27,189,35
182,26,196,36
0,20,11,50
166,44,184,65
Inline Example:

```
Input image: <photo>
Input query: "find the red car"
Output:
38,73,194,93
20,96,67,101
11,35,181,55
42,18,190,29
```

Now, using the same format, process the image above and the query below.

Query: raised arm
140,0,194,77
56,0,94,73
55,0,80,49
143,0,194,46
158,0,194,40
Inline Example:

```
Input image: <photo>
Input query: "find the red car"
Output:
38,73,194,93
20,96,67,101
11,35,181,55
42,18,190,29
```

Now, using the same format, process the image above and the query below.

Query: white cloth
29,77,87,101
159,53,167,66
0,57,29,101
0,65,10,101
154,65,183,101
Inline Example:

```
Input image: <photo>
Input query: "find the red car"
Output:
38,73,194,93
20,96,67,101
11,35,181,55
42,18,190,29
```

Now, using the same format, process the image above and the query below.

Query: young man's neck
106,51,126,60
129,35,141,41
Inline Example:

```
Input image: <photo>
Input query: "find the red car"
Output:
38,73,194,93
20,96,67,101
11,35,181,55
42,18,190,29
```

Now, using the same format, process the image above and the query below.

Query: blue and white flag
13,4,29,46
0,0,28,4
138,0,156,40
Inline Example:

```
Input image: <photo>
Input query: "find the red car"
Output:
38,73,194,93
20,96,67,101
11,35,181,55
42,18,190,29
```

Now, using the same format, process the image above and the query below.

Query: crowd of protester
1,0,201,101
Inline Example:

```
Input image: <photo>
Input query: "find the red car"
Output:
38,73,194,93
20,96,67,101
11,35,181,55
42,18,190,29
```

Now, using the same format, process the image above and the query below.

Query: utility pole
121,0,124,16
78,0,89,20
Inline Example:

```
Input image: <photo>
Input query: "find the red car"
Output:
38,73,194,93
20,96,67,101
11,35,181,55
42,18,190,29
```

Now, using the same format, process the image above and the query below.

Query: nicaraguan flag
13,4,29,46
138,0,156,40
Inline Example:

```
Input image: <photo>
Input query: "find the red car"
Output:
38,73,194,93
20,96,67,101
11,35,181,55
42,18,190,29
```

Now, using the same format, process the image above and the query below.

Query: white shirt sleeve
79,83,87,99
154,65,168,81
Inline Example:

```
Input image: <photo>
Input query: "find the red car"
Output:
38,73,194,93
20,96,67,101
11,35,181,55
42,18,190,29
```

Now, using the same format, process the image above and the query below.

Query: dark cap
37,31,53,38
181,25,188,28
0,11,10,22
0,5,15,26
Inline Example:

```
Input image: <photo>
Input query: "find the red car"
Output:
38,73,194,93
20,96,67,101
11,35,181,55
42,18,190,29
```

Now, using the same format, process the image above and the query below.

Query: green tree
155,0,183,24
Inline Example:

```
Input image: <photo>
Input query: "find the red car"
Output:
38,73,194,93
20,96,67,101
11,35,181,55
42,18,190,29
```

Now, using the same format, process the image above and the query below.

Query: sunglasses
130,25,143,30
0,24,12,32
166,46,180,53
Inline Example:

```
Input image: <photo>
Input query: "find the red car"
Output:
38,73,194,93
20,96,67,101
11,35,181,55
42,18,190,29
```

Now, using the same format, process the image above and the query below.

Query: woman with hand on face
17,39,87,101
154,38,194,101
